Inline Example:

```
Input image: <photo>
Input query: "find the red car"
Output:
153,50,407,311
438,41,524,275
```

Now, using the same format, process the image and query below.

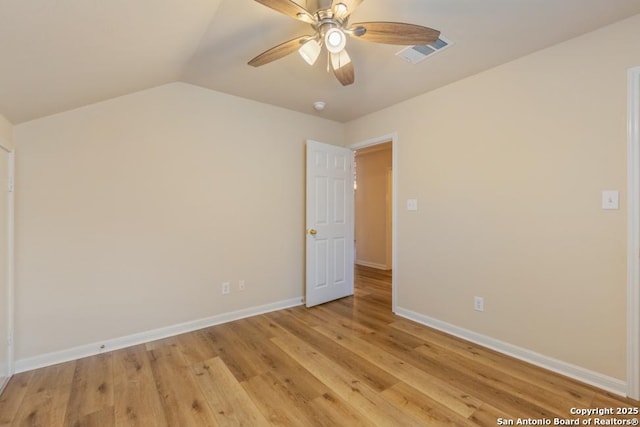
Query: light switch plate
407,199,418,211
602,190,620,210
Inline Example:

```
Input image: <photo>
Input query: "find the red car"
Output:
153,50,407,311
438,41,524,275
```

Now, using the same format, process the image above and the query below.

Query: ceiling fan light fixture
331,50,351,70
296,12,315,24
324,28,346,54
333,3,348,17
298,39,321,65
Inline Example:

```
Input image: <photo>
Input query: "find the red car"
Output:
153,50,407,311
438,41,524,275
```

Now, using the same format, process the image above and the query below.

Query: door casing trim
627,65,640,400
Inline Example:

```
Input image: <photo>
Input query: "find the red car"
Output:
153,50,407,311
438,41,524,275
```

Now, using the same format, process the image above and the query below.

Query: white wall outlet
602,190,620,210
474,296,484,312
407,199,419,211
239,280,245,291
222,282,230,295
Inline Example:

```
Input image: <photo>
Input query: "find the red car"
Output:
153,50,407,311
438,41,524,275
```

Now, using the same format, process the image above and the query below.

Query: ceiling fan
248,0,440,86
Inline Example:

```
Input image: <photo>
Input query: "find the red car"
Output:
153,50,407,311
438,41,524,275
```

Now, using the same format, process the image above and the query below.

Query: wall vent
396,36,452,64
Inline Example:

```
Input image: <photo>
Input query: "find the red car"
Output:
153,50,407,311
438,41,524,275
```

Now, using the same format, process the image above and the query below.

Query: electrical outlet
474,296,484,312
239,280,245,291
222,282,230,295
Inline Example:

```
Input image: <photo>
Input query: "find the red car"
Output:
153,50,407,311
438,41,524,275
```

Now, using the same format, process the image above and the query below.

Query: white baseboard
355,260,391,270
0,376,9,396
395,307,628,397
15,297,303,374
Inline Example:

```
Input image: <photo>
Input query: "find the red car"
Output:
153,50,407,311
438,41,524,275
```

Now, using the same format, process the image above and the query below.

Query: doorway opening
350,133,397,313
354,142,392,270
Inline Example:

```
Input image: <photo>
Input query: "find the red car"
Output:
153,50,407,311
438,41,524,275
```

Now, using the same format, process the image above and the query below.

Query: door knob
309,229,317,235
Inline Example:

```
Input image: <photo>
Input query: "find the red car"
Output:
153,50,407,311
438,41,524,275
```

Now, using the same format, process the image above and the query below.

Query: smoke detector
313,101,326,111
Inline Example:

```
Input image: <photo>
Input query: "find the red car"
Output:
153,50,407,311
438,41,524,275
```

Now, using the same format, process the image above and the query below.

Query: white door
0,149,9,388
305,140,354,307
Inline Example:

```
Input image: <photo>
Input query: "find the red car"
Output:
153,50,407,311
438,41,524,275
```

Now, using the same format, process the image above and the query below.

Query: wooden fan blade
351,22,440,45
332,0,364,18
248,36,312,67
254,0,314,22
331,51,355,86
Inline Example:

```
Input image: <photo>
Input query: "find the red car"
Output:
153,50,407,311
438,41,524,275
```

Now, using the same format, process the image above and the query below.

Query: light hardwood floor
1,266,638,426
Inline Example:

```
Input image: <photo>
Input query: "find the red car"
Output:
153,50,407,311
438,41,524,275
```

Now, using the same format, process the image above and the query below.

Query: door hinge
7,177,13,193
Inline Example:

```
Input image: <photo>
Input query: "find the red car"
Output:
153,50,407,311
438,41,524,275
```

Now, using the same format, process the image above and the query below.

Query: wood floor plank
360,324,557,418
381,382,478,426
227,318,328,401
334,296,394,325
314,324,483,418
267,310,400,393
173,329,219,366
0,371,33,424
11,361,76,427
412,343,588,418
148,342,219,426
143,336,178,352
71,406,115,427
198,323,266,382
307,391,371,427
363,320,579,419
470,402,520,426
243,314,290,339
242,372,319,426
271,332,426,426
112,345,168,427
310,305,377,335
192,357,269,426
63,354,114,426
390,318,598,405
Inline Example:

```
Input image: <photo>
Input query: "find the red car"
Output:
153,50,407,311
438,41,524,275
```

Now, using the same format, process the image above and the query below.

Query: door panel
0,149,9,386
305,141,354,307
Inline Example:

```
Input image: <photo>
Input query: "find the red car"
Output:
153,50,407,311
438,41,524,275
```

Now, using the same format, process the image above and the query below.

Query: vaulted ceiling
1,0,640,124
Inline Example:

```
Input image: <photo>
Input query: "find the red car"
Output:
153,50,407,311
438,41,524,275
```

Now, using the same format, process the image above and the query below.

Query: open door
0,148,11,393
305,140,354,307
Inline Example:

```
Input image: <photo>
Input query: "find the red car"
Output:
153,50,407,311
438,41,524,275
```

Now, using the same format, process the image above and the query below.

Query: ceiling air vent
396,36,452,64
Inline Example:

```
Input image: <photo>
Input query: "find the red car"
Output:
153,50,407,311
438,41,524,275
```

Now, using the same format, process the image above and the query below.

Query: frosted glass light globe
324,28,346,54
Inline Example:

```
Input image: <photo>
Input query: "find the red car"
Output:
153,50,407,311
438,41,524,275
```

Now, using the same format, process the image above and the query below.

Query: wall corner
0,115,14,152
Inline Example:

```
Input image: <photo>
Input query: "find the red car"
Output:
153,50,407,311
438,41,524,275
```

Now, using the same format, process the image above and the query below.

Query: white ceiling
1,0,640,124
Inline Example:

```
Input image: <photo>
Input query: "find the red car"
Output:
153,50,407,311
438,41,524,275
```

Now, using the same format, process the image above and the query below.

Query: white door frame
627,66,640,400
350,133,398,313
0,148,14,393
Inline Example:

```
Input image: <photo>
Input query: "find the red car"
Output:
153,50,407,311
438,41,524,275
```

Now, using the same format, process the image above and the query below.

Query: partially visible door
0,148,9,390
305,140,354,307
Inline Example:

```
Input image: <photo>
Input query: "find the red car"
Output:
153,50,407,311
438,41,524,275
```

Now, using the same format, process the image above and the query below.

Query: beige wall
345,14,640,381
355,144,392,269
14,82,343,360
0,114,13,151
